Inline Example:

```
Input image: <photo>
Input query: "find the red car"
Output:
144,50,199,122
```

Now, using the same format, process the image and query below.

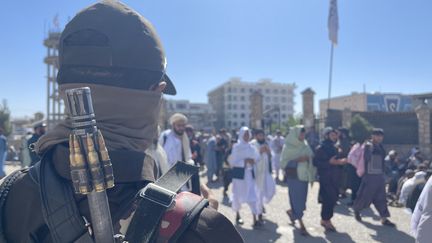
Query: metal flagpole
327,0,338,112
327,43,334,110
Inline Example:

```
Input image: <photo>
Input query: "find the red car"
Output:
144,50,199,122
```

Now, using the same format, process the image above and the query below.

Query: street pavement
4,163,415,243
205,173,415,243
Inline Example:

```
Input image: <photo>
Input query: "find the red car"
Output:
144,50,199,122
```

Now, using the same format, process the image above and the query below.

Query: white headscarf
229,127,259,168
238,126,251,145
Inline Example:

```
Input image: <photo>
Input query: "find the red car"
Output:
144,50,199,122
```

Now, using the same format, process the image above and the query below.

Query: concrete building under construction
43,31,64,130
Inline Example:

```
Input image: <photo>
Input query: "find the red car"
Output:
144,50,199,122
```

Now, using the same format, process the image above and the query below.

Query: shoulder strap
125,162,200,243
32,155,202,243
165,192,208,243
0,168,28,243
37,154,94,243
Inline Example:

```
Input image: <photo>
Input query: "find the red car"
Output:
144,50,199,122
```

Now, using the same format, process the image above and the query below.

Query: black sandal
354,211,362,222
382,219,396,227
321,221,336,232
286,210,295,225
258,214,265,223
236,214,244,225
300,227,310,236
253,220,263,228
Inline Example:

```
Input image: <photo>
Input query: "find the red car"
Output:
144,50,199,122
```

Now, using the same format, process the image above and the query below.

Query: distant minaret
250,91,264,129
44,16,63,130
302,88,315,129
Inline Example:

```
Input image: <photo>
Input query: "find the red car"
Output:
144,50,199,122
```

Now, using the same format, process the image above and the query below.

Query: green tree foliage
0,100,11,136
269,115,301,135
350,114,373,143
288,115,302,128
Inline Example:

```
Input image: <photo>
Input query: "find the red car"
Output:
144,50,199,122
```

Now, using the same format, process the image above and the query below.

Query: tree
288,114,302,128
350,114,373,143
270,122,287,134
269,115,301,135
0,100,12,136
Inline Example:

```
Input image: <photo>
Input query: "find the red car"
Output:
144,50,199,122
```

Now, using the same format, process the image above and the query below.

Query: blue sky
1,0,431,118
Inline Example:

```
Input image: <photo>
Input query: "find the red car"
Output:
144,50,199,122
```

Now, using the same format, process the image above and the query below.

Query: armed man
0,1,243,242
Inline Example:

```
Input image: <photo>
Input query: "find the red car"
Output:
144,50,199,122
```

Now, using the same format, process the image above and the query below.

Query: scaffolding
43,31,64,130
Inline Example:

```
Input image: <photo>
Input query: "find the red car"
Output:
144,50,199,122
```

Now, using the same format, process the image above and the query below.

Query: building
320,92,414,118
208,78,296,130
319,91,432,159
302,88,316,129
164,99,216,131
412,93,432,109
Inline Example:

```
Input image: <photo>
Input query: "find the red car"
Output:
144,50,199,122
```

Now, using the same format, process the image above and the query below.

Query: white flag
328,0,339,45
53,14,60,30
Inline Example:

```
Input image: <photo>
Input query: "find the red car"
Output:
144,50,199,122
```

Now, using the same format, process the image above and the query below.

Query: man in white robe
250,129,276,222
146,138,169,179
159,113,193,166
399,171,426,207
159,113,196,192
229,126,262,228
412,175,432,242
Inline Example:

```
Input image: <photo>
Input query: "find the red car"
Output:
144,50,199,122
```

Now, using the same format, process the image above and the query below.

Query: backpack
347,143,365,177
0,151,208,243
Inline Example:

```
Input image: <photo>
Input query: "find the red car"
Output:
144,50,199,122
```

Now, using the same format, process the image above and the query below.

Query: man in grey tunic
353,128,396,227
205,134,218,183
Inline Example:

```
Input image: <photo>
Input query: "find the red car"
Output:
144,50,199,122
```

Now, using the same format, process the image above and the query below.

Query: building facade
208,78,296,130
164,99,216,131
302,88,316,129
412,93,432,110
320,92,414,118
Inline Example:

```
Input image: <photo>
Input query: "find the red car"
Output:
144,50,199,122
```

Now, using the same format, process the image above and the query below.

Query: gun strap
0,168,28,243
125,162,199,243
37,154,94,243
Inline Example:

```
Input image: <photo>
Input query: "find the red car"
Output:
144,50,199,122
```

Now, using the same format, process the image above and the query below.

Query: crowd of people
152,113,432,240
0,122,47,179
0,1,430,241
3,109,431,240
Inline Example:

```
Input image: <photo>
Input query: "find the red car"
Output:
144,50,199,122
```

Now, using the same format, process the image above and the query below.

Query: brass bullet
97,130,115,189
86,134,106,192
70,134,92,194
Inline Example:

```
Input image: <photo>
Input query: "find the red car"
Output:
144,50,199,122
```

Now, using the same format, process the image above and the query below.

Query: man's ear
153,81,167,92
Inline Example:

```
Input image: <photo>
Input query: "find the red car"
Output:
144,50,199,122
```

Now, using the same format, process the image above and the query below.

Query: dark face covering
36,83,162,154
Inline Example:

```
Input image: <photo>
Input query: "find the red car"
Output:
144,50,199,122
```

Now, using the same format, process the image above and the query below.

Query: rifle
65,87,115,243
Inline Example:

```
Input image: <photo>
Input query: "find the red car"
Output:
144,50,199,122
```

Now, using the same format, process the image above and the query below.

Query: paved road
205,174,415,243
4,163,415,243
